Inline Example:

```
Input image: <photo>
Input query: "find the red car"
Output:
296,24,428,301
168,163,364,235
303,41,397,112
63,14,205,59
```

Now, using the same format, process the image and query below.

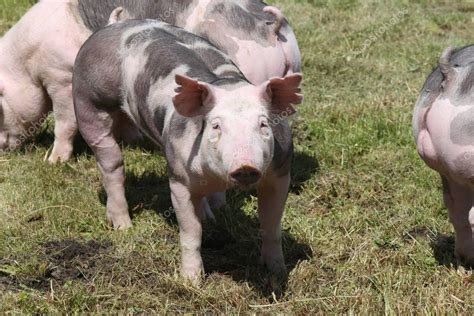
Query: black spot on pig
153,106,167,135
168,112,188,139
210,2,272,40
416,44,474,109
459,65,474,96
450,107,474,145
78,0,193,31
453,153,474,185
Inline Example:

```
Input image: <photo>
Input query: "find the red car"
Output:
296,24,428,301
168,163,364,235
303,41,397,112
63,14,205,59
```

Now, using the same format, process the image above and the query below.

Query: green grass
1,0,474,313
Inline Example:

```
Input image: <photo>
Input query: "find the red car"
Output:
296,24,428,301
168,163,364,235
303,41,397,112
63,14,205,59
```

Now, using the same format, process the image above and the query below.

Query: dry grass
1,0,474,313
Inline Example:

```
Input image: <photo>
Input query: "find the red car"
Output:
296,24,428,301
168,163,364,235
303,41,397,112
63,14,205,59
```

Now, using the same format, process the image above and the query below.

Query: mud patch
42,239,111,282
402,226,436,242
0,239,111,292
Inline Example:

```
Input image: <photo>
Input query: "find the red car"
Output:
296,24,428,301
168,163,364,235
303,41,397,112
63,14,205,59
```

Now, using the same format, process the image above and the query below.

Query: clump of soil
43,239,111,281
0,239,111,292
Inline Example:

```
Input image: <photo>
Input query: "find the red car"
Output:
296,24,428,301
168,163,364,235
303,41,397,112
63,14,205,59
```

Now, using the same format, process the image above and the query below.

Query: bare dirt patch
0,239,111,292
42,239,111,282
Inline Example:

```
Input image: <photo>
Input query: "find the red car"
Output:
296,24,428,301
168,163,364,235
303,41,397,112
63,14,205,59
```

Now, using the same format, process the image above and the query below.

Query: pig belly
420,100,474,188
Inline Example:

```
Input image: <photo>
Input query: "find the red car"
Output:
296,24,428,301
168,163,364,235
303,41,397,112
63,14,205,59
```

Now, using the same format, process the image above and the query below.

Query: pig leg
112,111,143,145
48,85,77,163
442,176,474,265
170,180,204,283
257,172,289,276
95,143,132,230
75,97,132,229
207,192,226,209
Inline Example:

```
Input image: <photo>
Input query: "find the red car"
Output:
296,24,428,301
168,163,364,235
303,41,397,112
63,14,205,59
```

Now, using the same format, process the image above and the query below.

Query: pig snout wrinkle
230,165,262,186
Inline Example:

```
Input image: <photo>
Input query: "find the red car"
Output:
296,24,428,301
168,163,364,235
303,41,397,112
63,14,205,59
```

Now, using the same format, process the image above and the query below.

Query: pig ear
172,74,215,117
439,46,457,91
261,73,303,115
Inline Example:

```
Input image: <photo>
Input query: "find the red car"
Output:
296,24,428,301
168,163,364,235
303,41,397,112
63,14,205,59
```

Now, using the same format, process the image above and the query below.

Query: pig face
173,73,303,189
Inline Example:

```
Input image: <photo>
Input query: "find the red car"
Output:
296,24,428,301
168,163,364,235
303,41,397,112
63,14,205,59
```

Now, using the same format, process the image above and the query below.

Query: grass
1,0,474,313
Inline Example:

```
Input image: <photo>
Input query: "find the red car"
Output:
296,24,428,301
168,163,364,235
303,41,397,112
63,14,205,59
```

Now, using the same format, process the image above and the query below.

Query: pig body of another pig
413,45,474,265
0,0,90,160
73,20,302,282
0,0,301,163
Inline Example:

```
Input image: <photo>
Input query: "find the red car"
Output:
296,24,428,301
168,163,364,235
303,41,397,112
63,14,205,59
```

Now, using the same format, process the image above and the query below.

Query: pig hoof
265,274,286,296
107,214,133,230
48,145,73,164
455,250,474,268
261,256,287,277
181,268,203,286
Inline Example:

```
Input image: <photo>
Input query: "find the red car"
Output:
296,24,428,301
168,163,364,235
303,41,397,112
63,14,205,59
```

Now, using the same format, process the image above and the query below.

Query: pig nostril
230,167,262,185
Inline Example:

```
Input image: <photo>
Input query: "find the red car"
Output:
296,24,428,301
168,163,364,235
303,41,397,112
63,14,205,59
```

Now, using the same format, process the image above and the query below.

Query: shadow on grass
97,150,318,298
27,128,159,158
19,128,94,158
430,233,474,269
200,188,313,298
33,127,318,297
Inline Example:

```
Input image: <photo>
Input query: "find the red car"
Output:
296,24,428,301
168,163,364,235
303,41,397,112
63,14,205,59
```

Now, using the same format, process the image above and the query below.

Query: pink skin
175,1,300,84
413,45,474,266
1,1,300,162
83,72,303,282
0,0,91,161
166,73,302,281
226,7,301,84
230,37,288,85
416,91,474,265
78,73,303,283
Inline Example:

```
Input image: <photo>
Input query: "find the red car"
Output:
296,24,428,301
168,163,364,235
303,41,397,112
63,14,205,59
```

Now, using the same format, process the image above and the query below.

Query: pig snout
229,165,262,186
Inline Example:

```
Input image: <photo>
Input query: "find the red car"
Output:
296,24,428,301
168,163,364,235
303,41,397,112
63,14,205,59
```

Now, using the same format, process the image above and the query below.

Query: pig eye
259,118,271,137
209,119,221,143
210,118,221,131
260,117,270,129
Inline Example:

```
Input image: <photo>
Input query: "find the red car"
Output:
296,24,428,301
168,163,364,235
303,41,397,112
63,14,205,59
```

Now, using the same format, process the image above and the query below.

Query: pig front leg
257,172,289,277
442,176,474,265
47,84,77,163
170,180,205,283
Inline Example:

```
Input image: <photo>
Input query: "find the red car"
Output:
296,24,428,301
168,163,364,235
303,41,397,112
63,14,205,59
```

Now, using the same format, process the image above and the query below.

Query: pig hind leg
75,97,132,229
47,85,77,163
442,176,474,266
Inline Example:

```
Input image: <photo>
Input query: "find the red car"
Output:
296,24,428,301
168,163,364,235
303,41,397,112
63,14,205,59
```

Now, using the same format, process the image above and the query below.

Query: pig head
170,74,303,191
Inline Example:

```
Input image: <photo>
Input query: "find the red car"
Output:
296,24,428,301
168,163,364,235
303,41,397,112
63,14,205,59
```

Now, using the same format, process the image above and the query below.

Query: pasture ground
1,0,474,313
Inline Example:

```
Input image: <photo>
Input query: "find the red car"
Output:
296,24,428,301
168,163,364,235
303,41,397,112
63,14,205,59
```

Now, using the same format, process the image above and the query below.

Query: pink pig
73,20,303,282
0,0,301,163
